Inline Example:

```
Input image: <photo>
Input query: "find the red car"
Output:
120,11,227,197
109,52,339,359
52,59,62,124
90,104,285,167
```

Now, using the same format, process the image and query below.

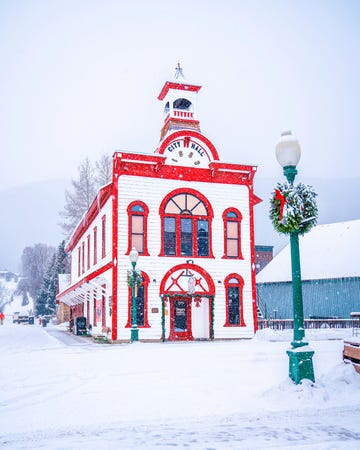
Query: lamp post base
131,328,139,342
287,348,315,384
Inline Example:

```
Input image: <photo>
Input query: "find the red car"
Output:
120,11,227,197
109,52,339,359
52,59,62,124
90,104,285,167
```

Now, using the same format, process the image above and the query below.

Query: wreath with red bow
269,182,318,235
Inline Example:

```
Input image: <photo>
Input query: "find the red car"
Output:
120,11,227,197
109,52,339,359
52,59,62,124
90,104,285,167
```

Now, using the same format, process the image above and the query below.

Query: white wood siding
116,175,255,341
70,198,113,284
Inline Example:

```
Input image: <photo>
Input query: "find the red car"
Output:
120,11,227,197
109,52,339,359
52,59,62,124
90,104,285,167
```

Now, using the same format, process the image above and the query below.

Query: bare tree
21,243,55,302
59,154,113,238
59,158,98,237
95,153,113,187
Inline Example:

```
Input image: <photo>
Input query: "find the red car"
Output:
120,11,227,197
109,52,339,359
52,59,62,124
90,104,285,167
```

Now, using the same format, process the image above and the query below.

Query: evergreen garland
127,269,142,288
269,182,318,235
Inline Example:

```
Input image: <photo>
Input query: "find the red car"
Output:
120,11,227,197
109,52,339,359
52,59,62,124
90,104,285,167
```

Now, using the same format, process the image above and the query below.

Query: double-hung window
224,274,245,327
127,202,149,255
223,208,243,259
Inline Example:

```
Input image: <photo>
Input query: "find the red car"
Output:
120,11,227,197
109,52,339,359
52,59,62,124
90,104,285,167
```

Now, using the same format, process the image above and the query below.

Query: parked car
13,310,30,324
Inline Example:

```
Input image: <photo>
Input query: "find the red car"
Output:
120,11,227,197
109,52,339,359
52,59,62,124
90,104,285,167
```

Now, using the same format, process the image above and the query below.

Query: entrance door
169,296,193,341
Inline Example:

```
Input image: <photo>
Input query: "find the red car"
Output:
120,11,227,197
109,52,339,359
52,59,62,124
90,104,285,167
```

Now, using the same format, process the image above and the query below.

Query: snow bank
0,322,359,448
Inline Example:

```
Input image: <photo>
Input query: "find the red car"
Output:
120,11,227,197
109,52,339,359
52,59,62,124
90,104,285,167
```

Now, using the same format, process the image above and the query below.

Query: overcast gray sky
1,0,360,192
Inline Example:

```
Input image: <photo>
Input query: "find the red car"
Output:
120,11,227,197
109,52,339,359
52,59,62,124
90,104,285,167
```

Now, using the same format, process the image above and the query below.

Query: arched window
159,189,213,258
173,98,192,111
127,201,149,256
224,274,245,327
126,272,150,328
222,208,243,259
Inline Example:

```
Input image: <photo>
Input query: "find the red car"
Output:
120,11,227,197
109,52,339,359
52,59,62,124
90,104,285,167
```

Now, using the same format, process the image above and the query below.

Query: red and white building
57,66,261,342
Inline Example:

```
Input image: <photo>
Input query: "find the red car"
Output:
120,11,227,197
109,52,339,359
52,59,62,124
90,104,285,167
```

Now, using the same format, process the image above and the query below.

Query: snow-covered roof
256,219,360,283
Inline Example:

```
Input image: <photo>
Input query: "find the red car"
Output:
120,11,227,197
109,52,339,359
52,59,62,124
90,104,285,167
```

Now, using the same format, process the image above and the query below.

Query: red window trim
125,271,150,328
101,284,106,327
86,294,90,326
93,226,97,265
93,289,97,327
81,242,85,274
158,188,214,258
126,201,150,256
101,215,106,259
224,273,245,327
222,208,243,260
77,247,81,277
87,235,90,270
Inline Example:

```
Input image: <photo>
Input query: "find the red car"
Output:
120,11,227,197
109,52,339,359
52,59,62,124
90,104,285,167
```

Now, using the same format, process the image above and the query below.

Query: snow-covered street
1,320,360,449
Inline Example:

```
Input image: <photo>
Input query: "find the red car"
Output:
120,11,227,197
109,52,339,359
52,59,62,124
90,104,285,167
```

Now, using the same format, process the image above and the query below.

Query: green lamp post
129,247,139,342
275,131,315,384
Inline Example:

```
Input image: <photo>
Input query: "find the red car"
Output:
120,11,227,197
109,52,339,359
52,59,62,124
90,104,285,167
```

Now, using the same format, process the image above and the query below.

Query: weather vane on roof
174,62,185,80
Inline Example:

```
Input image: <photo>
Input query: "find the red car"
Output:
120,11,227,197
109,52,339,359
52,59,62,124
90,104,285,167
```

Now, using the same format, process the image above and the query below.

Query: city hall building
56,66,260,342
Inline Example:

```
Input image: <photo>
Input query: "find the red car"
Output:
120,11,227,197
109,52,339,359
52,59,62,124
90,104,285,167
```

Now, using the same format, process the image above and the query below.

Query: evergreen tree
36,254,57,316
21,291,29,307
55,240,70,275
36,241,70,316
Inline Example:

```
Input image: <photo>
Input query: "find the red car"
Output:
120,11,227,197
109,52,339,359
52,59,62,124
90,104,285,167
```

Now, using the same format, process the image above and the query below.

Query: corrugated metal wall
256,277,360,319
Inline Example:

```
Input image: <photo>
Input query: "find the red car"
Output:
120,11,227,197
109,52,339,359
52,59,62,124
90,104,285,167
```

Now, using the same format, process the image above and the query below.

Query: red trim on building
113,152,256,186
249,186,259,333
93,226,97,265
101,284,106,327
222,208,243,260
93,290,97,327
169,295,193,341
81,242,85,274
160,263,215,341
101,215,106,259
126,201,150,256
157,130,220,162
66,183,112,252
87,235,90,270
158,188,214,258
56,262,113,302
158,81,201,101
125,271,150,329
111,166,119,341
223,274,245,327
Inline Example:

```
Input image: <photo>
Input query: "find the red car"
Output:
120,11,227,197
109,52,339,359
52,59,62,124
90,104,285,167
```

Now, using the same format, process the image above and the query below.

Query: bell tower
158,64,202,142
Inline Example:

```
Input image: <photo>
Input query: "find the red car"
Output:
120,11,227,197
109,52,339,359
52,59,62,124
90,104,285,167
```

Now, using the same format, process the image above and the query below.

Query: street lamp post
129,247,139,342
275,131,315,384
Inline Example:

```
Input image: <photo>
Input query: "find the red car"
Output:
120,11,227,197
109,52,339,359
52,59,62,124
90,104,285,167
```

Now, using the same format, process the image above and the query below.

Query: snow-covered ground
1,319,360,449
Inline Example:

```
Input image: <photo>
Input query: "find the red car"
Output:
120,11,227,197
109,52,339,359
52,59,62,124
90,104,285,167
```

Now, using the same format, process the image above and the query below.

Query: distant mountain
1,176,358,272
0,179,70,272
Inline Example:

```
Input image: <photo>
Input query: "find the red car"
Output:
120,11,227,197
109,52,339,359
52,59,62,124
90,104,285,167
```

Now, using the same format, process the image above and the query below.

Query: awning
56,262,112,306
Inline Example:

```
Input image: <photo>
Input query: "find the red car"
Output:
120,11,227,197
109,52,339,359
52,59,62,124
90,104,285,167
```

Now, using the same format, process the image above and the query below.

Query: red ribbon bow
275,189,286,221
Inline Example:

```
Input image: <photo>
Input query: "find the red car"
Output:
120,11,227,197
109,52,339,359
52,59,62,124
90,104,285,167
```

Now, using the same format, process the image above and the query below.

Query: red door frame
160,263,215,342
168,295,193,341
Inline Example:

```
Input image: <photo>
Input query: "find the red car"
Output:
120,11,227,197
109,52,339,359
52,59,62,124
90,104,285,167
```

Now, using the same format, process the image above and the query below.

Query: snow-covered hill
0,276,34,317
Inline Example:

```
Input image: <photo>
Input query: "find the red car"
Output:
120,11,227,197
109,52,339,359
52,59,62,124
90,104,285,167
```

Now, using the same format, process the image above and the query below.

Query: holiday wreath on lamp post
127,269,142,288
270,182,318,235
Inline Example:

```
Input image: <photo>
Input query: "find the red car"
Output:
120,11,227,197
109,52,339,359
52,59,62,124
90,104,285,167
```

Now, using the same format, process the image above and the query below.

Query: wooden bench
93,326,111,343
343,340,360,374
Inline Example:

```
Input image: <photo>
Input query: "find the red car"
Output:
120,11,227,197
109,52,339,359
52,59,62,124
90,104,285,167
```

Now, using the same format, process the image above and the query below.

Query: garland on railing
269,182,318,235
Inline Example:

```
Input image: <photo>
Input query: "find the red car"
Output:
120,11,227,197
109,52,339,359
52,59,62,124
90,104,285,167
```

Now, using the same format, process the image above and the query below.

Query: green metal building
256,220,360,319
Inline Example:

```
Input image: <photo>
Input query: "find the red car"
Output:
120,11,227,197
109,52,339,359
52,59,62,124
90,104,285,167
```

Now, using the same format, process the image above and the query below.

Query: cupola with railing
158,63,201,141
